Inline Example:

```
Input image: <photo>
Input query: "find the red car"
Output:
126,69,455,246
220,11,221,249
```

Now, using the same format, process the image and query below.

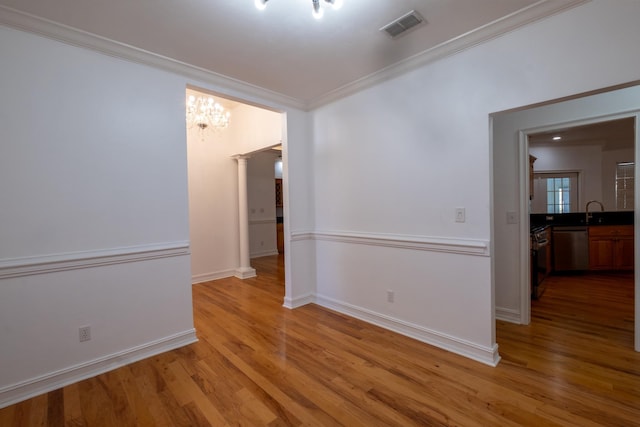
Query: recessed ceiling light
552,136,562,140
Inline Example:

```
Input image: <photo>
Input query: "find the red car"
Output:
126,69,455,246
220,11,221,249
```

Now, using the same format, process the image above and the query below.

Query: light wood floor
1,256,638,426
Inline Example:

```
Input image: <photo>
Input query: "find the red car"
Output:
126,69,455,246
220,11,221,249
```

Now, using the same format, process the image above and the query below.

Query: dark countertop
531,211,634,229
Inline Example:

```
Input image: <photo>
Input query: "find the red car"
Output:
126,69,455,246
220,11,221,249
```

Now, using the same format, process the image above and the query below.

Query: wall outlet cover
79,326,91,342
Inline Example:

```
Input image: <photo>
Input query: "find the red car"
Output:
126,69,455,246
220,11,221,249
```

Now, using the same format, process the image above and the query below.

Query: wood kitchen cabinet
588,225,634,271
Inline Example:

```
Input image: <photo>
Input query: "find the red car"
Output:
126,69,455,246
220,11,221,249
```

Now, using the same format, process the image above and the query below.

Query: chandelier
255,0,343,19
186,95,230,132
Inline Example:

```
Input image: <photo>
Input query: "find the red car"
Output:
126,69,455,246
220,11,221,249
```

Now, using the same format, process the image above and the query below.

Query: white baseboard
192,269,236,284
250,249,279,259
249,219,277,225
496,306,522,324
0,329,198,409
235,267,257,279
315,294,501,367
283,293,315,309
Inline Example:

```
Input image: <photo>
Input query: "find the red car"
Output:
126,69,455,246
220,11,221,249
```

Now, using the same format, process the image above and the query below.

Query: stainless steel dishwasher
552,226,589,271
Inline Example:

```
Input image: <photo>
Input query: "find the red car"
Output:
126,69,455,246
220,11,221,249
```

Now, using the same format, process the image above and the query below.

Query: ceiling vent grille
380,10,425,39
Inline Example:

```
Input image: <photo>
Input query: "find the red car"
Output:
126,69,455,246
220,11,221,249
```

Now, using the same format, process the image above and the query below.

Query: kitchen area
528,117,635,300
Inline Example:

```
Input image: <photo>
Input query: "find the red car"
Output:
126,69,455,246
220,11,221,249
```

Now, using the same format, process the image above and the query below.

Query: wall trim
495,307,522,324
249,219,277,226
315,294,500,366
250,249,279,259
291,230,489,257
0,329,198,409
192,269,236,284
290,231,315,242
283,293,315,309
235,267,257,280
0,5,305,111
0,2,588,111
0,241,190,280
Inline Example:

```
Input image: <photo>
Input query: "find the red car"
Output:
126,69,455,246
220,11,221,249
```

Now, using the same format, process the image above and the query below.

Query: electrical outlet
79,326,91,342
387,290,394,303
455,207,466,223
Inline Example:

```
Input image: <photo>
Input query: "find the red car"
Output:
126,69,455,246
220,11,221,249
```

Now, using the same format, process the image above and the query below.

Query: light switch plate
507,211,518,224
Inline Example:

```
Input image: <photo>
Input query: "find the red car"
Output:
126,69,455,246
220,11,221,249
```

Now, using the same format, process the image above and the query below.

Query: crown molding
307,0,590,109
0,5,306,111
0,1,589,112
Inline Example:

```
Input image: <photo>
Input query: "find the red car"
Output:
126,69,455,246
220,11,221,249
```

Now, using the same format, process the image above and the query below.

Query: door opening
491,83,640,353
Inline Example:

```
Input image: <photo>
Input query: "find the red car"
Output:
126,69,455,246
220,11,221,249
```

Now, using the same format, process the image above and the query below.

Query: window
546,177,571,213
532,172,579,214
616,161,634,210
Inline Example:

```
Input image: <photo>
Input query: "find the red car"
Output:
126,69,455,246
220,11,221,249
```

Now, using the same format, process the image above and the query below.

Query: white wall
233,103,282,153
530,144,603,213
0,24,309,406
186,95,240,282
283,109,316,308
311,55,497,364
0,25,196,406
248,150,279,258
309,0,640,364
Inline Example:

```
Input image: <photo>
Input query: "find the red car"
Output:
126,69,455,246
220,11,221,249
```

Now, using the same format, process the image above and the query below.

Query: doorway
526,117,635,341
185,87,287,286
491,83,640,352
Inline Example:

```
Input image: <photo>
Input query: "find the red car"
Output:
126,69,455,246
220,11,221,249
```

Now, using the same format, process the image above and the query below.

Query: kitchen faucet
585,200,604,224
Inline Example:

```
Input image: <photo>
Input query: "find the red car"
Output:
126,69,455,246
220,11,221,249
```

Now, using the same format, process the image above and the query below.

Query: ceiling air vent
380,10,425,39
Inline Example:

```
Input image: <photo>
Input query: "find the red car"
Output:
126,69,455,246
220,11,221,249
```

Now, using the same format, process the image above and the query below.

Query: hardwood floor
1,256,638,426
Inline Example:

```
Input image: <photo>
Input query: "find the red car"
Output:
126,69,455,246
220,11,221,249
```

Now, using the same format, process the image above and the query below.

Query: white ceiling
529,117,635,152
0,0,583,105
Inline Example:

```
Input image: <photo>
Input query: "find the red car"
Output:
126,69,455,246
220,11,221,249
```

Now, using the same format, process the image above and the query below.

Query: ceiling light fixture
255,0,343,19
552,136,562,140
186,95,230,133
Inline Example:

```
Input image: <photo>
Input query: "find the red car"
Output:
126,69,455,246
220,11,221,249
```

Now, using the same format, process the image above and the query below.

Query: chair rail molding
0,241,190,279
291,230,489,257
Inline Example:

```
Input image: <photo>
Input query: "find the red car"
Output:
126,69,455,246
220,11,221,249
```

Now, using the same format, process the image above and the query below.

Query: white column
233,155,256,279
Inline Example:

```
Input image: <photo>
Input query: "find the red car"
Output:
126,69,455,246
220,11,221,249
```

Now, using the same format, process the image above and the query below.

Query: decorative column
233,155,257,279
